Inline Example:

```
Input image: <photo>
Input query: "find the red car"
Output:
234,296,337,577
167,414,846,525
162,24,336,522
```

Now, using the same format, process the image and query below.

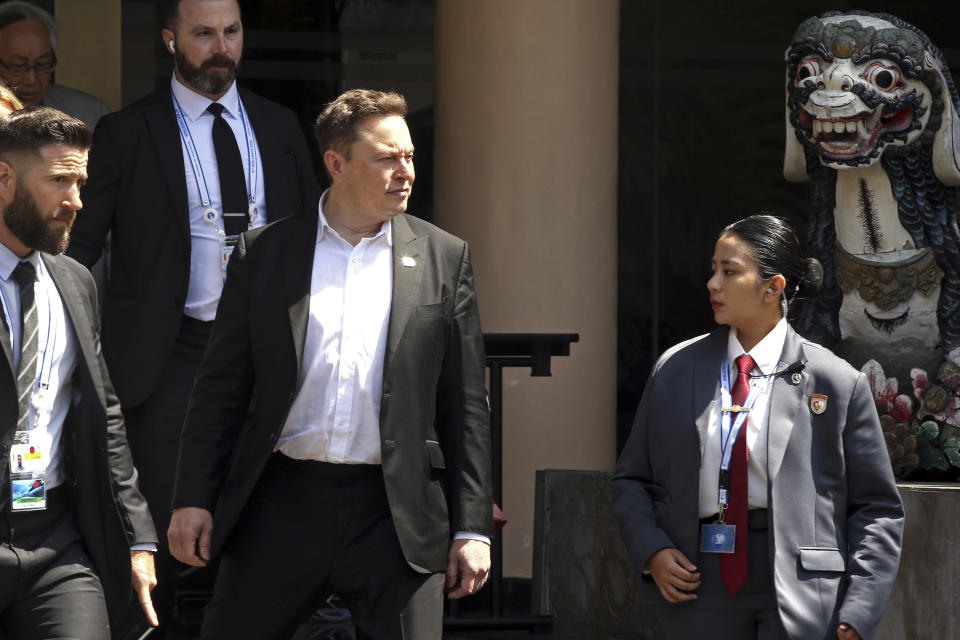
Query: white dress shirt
171,75,268,321
698,317,789,519
0,245,78,489
277,193,393,463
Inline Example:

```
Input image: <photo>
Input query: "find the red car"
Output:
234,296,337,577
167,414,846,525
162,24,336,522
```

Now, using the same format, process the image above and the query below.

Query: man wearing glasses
0,2,108,130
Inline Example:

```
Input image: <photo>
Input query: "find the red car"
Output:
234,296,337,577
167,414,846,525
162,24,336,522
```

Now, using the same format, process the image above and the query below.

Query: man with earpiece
65,0,318,637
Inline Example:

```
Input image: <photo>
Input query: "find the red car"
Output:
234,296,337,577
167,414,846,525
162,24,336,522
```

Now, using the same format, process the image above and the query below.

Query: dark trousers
202,454,443,640
0,487,110,639
117,316,212,638
660,512,787,639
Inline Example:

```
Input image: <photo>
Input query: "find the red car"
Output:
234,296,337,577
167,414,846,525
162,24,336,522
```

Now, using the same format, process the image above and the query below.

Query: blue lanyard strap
717,353,764,508
171,90,258,216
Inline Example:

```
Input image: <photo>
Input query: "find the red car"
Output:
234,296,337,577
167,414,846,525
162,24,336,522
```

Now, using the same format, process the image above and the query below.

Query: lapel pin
810,394,828,414
401,256,416,268
791,372,802,384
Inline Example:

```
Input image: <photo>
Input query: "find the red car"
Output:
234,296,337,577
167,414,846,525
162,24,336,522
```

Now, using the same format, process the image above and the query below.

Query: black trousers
117,315,212,639
659,512,787,639
202,454,444,640
0,487,110,639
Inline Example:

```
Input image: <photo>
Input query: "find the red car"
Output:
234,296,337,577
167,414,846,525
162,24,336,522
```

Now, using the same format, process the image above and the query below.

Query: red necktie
721,353,755,594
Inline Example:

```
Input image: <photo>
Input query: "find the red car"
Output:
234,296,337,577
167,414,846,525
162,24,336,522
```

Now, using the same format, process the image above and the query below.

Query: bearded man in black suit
65,0,318,634
0,107,157,638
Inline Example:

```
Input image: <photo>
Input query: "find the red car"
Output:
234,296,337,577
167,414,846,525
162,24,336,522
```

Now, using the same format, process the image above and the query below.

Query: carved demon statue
784,11,960,377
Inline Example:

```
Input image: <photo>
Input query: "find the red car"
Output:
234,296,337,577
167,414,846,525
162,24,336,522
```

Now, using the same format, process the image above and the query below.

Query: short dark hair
159,0,241,32
721,214,823,308
314,89,408,164
0,107,90,167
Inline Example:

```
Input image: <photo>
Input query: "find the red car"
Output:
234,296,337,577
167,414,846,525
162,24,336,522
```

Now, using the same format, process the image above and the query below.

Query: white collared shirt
0,245,78,489
276,192,393,463
171,74,268,321
698,317,789,519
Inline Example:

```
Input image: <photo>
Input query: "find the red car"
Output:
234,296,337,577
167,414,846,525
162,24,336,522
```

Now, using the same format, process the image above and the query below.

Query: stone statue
783,10,960,380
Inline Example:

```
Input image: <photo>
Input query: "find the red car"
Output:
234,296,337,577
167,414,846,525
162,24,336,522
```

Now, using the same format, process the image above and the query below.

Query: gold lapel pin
401,256,416,268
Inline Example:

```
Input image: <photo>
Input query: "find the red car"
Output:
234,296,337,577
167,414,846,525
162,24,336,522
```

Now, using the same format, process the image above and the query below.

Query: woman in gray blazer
612,215,903,640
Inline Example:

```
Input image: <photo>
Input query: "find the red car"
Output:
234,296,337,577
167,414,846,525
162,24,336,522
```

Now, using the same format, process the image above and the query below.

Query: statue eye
861,62,902,91
796,58,822,83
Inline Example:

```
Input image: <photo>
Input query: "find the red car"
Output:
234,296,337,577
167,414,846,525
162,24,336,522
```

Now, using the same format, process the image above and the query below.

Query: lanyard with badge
172,90,260,282
699,353,766,554
2,262,55,511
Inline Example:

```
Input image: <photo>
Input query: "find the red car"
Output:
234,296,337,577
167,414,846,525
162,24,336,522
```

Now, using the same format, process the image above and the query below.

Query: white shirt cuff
130,543,158,552
454,531,491,545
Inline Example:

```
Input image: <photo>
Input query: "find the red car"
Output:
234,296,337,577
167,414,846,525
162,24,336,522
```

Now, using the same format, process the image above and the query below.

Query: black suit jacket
172,211,493,572
0,253,157,623
66,85,318,407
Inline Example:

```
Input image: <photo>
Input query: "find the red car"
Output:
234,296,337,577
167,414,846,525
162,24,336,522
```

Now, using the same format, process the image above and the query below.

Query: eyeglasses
0,55,56,78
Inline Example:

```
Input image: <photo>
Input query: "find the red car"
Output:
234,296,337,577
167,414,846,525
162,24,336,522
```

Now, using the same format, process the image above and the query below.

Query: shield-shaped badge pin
810,394,828,414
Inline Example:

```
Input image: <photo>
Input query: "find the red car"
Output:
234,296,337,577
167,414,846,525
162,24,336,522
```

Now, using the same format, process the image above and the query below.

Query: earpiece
766,288,775,294
168,40,175,53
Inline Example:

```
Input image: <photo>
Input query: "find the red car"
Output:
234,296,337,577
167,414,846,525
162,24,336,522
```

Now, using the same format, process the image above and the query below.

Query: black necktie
12,261,37,432
207,102,248,236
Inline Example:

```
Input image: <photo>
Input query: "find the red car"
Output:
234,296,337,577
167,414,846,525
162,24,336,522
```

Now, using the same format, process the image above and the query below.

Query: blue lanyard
171,90,259,226
0,260,56,399
717,353,765,508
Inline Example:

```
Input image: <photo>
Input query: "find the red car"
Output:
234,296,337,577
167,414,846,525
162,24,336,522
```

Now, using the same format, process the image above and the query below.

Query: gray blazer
611,326,904,640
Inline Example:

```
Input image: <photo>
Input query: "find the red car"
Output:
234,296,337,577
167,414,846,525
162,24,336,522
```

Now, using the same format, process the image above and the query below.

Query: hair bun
801,257,824,292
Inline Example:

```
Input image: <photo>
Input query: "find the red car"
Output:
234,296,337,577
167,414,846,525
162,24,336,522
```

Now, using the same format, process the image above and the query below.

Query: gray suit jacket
172,211,493,572
611,325,904,640
42,84,110,131
0,253,157,623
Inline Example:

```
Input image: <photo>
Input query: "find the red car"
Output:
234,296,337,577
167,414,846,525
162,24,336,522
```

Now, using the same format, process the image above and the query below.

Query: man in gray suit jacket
612,325,904,640
168,89,493,639
0,3,109,130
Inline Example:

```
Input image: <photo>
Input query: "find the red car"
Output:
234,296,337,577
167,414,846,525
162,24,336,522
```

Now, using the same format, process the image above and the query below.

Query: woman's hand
646,547,701,603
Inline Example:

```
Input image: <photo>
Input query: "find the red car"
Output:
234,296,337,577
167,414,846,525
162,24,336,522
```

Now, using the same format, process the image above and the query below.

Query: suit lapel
385,215,425,372
285,214,318,376
144,88,190,244
767,327,809,480
693,329,726,454
42,255,99,393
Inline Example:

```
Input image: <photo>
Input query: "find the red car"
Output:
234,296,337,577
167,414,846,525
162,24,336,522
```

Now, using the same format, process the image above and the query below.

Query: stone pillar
55,0,122,111
435,0,620,577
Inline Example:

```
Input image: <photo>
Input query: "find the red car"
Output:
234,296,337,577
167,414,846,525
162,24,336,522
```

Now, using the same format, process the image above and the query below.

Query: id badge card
9,431,47,511
700,522,736,554
221,235,239,283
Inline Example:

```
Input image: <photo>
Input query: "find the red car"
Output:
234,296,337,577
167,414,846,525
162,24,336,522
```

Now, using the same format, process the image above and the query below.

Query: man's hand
130,550,158,627
837,623,863,640
646,547,701,603
444,539,490,599
168,507,214,567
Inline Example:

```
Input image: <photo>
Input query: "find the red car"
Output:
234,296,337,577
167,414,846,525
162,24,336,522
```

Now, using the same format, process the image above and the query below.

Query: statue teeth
823,121,835,133
846,120,858,133
813,119,823,135
867,108,883,130
857,119,867,137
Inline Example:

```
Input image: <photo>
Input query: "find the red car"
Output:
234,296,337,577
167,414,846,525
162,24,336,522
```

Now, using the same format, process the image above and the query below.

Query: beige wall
435,0,620,577
55,0,122,111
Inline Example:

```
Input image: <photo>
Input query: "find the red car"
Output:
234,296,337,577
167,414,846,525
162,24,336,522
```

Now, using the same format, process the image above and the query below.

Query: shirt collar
727,316,789,375
170,73,240,123
0,242,39,282
316,189,393,246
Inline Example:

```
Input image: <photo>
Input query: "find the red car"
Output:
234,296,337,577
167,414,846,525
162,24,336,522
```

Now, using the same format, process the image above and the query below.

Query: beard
4,186,73,255
175,48,238,95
